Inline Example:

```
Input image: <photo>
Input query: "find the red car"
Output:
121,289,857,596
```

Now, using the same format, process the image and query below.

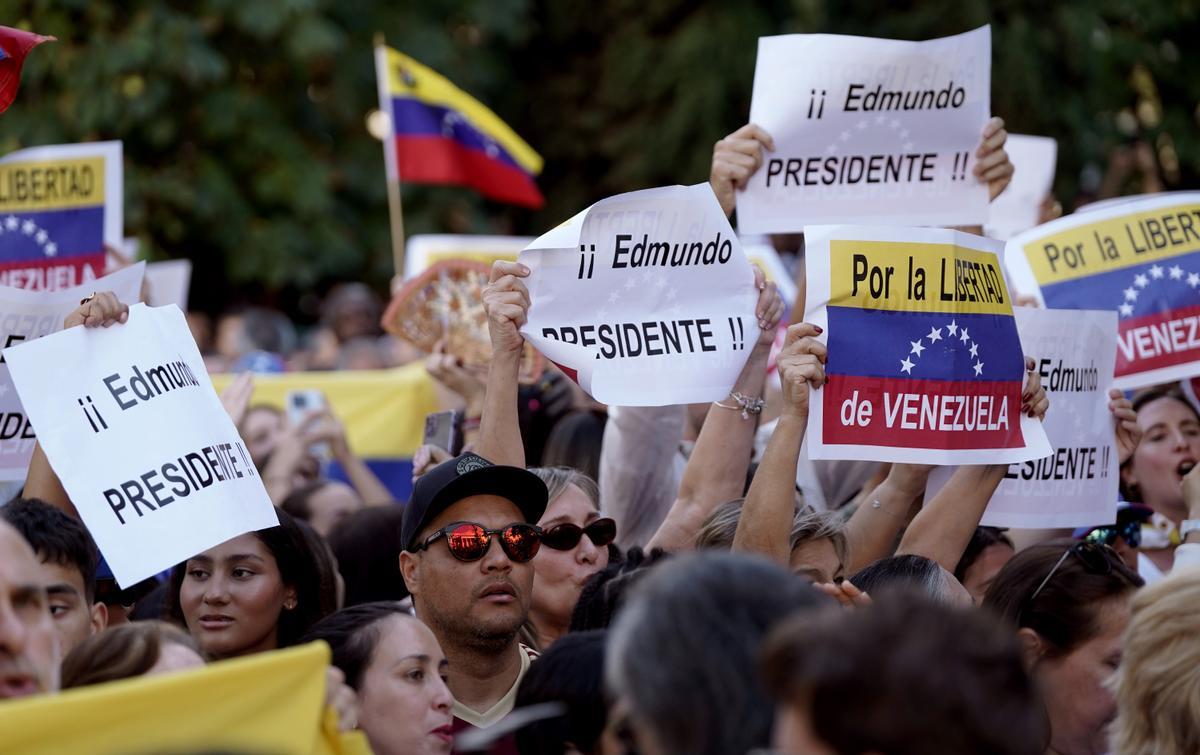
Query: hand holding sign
65,290,129,329
776,323,826,420
974,117,1013,202
1109,389,1142,464
484,260,532,358
709,123,775,218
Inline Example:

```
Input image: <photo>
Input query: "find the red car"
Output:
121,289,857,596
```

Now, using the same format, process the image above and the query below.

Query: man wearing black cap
399,450,548,740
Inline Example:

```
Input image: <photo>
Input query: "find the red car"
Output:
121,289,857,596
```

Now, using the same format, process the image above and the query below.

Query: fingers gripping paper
804,225,1051,465
519,184,757,406
6,304,278,587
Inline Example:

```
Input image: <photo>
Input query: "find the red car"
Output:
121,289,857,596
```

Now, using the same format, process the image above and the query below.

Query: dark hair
983,540,1144,657
299,601,411,689
955,526,1014,583
569,546,670,633
760,591,1045,755
164,508,332,650
280,480,330,522
295,518,341,617
540,410,607,483
61,621,200,689
516,630,609,755
851,554,960,603
2,498,99,602
606,551,826,755
1121,386,1200,502
327,505,409,606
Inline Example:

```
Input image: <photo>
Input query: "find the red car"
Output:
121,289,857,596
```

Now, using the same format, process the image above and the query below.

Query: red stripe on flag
394,135,544,209
822,374,1024,450
1116,303,1200,377
0,253,104,291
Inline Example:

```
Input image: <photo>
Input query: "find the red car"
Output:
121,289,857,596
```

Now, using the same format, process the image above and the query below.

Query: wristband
1181,520,1200,540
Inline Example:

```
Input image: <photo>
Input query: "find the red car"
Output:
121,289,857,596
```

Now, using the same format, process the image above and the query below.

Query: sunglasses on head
540,517,617,551
1082,520,1142,549
415,521,542,563
1027,541,1120,606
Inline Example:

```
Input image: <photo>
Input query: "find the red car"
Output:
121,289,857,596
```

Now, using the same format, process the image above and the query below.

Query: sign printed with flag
374,46,544,208
519,184,757,406
0,141,122,291
1005,192,1200,389
926,307,1118,529
805,225,1050,464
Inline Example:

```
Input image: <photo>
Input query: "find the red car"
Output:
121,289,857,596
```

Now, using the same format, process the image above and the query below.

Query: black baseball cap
402,452,549,551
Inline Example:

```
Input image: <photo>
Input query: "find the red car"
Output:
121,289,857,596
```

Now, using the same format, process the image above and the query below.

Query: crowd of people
1,112,1199,755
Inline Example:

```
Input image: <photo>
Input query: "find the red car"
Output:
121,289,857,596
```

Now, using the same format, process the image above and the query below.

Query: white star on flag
875,115,886,125
927,327,942,343
959,328,970,343
1170,265,1184,280
21,220,34,235
608,291,621,305
1119,303,1133,317
973,361,984,376
946,320,958,336
900,357,915,374
34,230,46,244
969,342,979,358
910,340,925,357
1134,273,1149,288
1189,273,1200,288
1124,287,1138,302
624,277,637,291
5,216,17,230
44,243,56,257
1150,265,1164,279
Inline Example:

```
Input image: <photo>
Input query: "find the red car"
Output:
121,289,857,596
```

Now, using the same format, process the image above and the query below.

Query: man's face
36,558,105,657
0,522,61,699
401,495,534,653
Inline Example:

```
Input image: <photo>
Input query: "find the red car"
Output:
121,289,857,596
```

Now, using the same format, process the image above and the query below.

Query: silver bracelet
713,391,765,420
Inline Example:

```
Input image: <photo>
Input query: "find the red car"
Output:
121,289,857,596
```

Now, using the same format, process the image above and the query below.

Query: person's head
984,540,1144,755
165,509,333,659
695,500,847,583
851,554,973,606
955,526,1015,603
1111,566,1200,755
60,621,204,689
527,468,614,644
760,591,1044,755
240,404,284,467
1,499,106,655
0,519,60,699
324,282,383,343
515,629,609,755
1122,386,1200,523
399,453,548,656
327,506,409,606
1074,503,1154,572
281,480,365,538
568,546,671,633
302,603,453,755
539,411,606,483
606,551,825,755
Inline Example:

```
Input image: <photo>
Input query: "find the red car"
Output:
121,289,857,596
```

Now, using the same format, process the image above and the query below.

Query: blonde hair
61,621,201,689
1110,566,1200,755
529,466,600,512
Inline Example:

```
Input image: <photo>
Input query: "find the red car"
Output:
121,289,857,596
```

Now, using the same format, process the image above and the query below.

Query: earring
284,598,297,610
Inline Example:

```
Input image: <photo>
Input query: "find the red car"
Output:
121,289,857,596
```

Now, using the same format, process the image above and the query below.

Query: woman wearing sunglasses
983,540,1143,755
524,467,616,651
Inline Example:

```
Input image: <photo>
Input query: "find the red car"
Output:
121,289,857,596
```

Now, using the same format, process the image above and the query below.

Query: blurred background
0,0,1195,322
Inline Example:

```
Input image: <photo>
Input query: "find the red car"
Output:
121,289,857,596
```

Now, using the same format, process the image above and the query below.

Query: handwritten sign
739,26,991,232
519,184,757,405
6,304,277,586
0,141,122,290
804,224,1050,464
1005,191,1200,389
927,307,1118,528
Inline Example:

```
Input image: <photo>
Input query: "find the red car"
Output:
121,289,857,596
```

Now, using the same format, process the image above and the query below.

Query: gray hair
695,499,848,566
529,466,600,511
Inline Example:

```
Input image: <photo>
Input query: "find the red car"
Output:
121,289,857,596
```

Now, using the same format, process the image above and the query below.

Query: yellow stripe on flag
0,156,107,212
0,642,369,755
211,363,440,458
379,46,543,176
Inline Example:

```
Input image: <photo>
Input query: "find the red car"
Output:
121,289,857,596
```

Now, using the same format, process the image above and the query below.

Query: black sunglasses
1082,520,1142,549
540,517,617,551
1028,541,1119,606
415,521,543,563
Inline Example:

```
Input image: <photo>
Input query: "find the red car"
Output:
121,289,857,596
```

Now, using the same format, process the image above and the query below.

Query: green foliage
0,0,1195,307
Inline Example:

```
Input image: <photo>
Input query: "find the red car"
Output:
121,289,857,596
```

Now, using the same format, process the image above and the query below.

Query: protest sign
804,224,1050,464
0,141,122,290
519,183,758,405
986,134,1057,240
6,303,277,587
0,642,369,755
926,307,1118,528
404,234,534,278
0,262,144,481
1005,191,1200,389
739,26,991,233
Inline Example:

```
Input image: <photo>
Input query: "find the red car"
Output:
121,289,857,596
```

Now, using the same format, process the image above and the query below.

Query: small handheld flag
0,26,55,114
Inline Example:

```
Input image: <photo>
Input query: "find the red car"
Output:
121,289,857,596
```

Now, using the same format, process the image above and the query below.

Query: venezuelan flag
822,239,1027,451
374,45,544,209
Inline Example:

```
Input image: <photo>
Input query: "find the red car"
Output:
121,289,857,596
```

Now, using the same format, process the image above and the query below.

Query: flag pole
374,33,407,284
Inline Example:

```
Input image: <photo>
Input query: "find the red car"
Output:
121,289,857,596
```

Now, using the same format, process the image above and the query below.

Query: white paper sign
739,26,991,233
144,259,192,310
0,263,145,480
986,135,1057,241
803,224,1050,465
927,307,1119,528
519,184,757,405
6,304,278,586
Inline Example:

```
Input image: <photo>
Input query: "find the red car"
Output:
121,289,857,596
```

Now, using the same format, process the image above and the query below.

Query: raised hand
709,123,775,218
482,260,532,357
64,291,129,329
1108,388,1141,464
1021,357,1049,420
777,323,827,419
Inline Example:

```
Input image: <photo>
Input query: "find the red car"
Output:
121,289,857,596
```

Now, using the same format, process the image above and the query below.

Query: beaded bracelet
713,391,765,420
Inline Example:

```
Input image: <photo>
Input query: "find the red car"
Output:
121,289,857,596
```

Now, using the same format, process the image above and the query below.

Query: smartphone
286,389,331,462
424,410,464,456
